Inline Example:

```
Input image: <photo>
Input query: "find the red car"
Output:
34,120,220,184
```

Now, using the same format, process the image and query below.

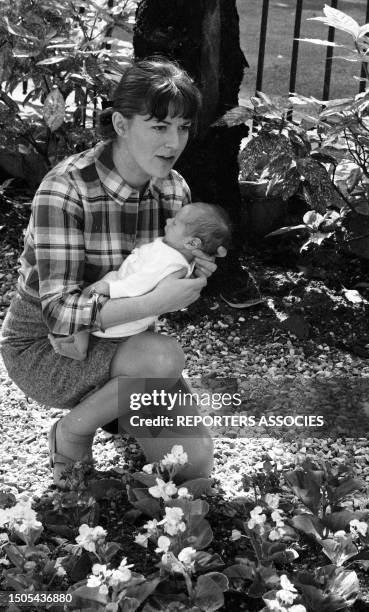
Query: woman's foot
48,419,94,488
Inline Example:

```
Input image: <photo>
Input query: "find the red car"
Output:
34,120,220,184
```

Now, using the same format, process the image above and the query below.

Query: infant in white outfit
49,202,231,360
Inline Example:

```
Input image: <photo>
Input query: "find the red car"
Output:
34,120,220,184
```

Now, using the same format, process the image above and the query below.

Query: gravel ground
2,259,369,501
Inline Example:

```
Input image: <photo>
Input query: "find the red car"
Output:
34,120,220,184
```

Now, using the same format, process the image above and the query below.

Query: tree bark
133,0,248,249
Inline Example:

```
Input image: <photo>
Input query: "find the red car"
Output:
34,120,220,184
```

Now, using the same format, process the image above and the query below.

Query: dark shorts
0,292,118,409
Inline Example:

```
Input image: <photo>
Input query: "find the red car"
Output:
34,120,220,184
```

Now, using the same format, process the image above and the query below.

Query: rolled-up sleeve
32,175,108,335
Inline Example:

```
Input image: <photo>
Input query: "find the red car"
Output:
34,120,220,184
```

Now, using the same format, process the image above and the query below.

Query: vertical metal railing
359,0,369,93
287,0,303,120
322,0,338,101
254,0,369,108
255,0,269,94
289,0,303,97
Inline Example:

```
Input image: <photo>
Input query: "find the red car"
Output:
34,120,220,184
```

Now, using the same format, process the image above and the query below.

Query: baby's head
163,203,231,260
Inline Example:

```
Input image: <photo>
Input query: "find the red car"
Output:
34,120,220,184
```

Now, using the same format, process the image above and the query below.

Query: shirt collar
95,140,156,205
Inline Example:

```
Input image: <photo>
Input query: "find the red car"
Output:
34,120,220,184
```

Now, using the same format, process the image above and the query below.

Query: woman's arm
99,270,206,330
31,174,110,335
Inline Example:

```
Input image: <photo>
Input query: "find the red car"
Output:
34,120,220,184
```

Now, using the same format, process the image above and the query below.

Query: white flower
142,463,153,474
265,493,280,509
134,533,149,548
53,557,66,577
248,506,266,530
118,558,134,573
99,584,109,596
161,445,188,468
0,558,10,566
76,524,107,553
159,507,186,536
143,519,159,535
161,551,184,574
93,526,107,539
87,575,102,588
350,519,368,537
280,574,296,592
149,478,177,501
231,529,242,541
17,520,43,534
178,547,196,569
277,590,296,606
156,535,171,554
269,528,282,541
92,563,109,577
109,564,132,587
290,606,307,612
276,574,298,605
271,510,285,528
0,497,42,536
177,487,191,499
334,530,347,538
164,521,186,536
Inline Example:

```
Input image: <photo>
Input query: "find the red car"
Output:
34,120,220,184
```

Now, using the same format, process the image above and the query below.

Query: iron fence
255,0,369,102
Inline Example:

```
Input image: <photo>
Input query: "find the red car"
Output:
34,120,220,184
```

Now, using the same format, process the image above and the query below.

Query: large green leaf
184,518,213,550
43,87,65,131
290,514,324,540
284,469,322,514
308,6,360,40
211,105,253,127
297,158,344,213
320,536,358,566
327,478,364,505
193,574,227,612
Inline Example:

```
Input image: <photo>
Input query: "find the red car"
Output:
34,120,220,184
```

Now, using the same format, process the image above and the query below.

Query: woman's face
114,113,192,187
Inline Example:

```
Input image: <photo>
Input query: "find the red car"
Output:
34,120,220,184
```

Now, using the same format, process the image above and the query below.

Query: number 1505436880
0,591,73,605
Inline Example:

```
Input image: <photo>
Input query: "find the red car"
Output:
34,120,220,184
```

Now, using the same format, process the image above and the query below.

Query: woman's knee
111,333,185,378
151,336,185,378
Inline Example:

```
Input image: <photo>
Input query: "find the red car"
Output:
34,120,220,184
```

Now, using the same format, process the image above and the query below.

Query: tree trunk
133,0,248,250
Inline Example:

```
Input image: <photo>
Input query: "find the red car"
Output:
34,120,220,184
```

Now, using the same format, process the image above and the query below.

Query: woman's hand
150,268,207,315
193,245,227,278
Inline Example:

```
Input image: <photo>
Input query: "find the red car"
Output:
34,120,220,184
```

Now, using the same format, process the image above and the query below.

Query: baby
49,202,231,360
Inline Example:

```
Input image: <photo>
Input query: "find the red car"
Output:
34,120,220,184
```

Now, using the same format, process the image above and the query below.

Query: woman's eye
180,125,191,132
153,125,166,131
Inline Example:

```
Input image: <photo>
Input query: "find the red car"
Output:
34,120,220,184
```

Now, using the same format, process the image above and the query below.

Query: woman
0,57,223,487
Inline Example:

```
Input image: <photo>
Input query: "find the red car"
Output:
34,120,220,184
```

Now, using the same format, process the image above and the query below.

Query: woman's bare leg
53,332,213,482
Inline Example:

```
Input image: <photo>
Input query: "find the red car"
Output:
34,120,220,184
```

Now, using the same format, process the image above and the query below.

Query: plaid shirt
18,140,191,335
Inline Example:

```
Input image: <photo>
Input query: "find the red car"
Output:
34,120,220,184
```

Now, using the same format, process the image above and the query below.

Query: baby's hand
192,245,227,279
91,279,110,296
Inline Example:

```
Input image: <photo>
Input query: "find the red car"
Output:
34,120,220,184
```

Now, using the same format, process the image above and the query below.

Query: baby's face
164,205,198,250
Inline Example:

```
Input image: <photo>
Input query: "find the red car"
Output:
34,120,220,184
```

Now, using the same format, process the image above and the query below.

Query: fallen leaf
343,289,363,304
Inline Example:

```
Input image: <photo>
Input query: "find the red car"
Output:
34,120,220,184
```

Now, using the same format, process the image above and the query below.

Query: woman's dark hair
98,57,202,139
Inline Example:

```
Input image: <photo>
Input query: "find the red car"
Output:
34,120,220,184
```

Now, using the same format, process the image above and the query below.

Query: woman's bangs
146,84,198,122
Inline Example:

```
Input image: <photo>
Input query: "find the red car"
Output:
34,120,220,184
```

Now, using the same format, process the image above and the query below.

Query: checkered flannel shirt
18,140,191,335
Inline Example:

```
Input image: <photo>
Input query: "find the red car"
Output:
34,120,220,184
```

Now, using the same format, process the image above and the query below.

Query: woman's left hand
192,245,227,278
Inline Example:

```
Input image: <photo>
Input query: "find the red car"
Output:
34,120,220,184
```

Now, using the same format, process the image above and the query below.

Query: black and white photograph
1,1,369,610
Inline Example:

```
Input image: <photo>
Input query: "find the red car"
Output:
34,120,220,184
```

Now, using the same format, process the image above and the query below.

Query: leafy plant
266,210,343,252
213,92,346,215
296,565,360,611
0,0,138,185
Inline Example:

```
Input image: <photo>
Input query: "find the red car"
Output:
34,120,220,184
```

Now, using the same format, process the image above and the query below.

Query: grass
236,0,369,103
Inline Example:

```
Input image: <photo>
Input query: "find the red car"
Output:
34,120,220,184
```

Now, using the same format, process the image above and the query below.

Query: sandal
48,419,94,487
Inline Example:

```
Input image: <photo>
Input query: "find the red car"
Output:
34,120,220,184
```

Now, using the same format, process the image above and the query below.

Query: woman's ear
183,236,202,251
112,112,128,137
